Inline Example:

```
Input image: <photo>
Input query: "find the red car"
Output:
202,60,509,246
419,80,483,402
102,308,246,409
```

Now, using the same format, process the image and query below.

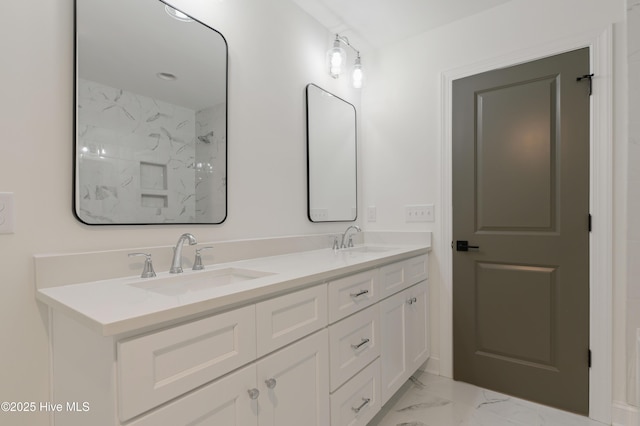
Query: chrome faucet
340,225,361,249
170,233,197,273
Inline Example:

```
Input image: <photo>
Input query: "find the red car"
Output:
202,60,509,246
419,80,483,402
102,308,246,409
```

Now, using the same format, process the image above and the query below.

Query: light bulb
326,38,346,79
352,55,363,89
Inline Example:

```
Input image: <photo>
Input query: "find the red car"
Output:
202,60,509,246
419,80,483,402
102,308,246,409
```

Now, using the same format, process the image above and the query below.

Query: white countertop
37,244,429,336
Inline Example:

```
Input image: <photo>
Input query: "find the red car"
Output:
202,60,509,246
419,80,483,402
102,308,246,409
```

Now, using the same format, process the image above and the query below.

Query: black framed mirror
74,0,227,224
306,84,357,222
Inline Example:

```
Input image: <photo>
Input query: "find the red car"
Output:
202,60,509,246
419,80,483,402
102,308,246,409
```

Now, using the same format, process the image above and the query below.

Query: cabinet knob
407,297,417,305
247,388,260,400
265,378,277,389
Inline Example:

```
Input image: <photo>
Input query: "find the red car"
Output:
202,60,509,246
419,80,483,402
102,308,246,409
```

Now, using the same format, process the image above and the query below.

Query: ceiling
77,0,227,111
291,0,513,51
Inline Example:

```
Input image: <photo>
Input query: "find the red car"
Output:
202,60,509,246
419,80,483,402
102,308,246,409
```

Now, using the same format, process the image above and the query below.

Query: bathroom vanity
37,242,430,426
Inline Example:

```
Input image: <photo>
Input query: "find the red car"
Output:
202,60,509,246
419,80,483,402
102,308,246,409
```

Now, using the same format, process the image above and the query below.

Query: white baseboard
423,356,441,376
612,401,638,426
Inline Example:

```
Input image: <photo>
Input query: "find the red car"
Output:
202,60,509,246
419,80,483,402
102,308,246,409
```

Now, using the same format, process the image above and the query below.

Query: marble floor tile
368,371,606,426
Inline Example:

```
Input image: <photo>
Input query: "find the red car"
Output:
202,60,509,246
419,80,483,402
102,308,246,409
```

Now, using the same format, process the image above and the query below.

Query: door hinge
588,214,592,232
577,73,594,95
588,349,592,368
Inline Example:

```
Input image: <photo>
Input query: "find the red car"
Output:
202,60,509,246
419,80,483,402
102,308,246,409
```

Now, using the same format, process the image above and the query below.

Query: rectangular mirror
306,84,357,222
74,0,227,224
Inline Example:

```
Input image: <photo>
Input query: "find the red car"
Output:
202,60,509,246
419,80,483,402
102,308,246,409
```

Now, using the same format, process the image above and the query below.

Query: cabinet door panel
330,359,381,426
379,289,408,404
128,364,257,426
256,285,327,357
407,280,430,371
328,269,378,323
257,330,329,426
329,305,380,391
379,255,428,300
405,255,429,287
118,305,256,421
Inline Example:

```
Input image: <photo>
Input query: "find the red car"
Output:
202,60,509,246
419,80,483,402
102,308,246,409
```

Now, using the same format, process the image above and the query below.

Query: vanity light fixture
164,5,194,22
326,34,364,89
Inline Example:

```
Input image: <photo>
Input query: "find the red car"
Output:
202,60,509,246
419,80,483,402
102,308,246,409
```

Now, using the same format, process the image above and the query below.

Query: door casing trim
440,26,613,423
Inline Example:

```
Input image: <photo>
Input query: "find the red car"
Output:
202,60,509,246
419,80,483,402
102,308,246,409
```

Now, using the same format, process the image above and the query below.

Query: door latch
456,240,479,252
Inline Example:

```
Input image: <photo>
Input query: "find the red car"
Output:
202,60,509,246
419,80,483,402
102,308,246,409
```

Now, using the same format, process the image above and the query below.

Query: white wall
361,0,629,409
0,0,360,425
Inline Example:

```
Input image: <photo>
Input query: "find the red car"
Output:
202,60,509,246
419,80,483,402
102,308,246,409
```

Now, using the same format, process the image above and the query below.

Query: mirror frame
73,0,228,225
306,83,358,223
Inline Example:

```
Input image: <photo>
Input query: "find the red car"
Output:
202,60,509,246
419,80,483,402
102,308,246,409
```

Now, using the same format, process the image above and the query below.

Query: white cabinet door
379,280,430,405
406,280,429,371
257,329,329,426
128,363,258,426
379,288,409,404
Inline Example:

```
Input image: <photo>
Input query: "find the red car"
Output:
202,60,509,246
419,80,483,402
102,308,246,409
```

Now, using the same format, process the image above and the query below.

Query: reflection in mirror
74,0,227,224
306,84,357,222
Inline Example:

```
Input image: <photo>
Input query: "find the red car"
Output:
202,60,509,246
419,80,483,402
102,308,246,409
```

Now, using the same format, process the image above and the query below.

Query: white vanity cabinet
380,280,430,404
326,254,428,426
126,330,329,426
46,250,429,426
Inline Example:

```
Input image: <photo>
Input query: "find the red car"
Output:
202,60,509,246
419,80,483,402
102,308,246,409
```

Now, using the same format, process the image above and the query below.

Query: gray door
452,48,590,414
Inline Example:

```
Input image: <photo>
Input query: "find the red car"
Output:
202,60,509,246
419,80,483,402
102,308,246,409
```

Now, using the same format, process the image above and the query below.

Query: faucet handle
193,246,214,271
332,236,340,251
128,253,157,278
348,236,354,248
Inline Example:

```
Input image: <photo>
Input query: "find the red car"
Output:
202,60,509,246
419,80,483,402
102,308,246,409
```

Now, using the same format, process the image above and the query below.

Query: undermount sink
344,246,397,254
129,268,275,296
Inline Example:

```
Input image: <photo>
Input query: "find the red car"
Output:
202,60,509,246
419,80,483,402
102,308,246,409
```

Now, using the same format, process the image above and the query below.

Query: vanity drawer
328,269,378,323
329,305,380,391
127,363,258,426
379,255,428,299
256,284,327,357
330,359,381,426
117,305,256,422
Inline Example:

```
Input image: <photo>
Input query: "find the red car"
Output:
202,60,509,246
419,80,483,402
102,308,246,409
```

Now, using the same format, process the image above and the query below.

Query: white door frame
439,27,613,423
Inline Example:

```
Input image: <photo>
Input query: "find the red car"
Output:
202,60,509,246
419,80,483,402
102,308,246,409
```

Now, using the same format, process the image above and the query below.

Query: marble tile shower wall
628,0,640,407
195,104,226,223
77,78,212,223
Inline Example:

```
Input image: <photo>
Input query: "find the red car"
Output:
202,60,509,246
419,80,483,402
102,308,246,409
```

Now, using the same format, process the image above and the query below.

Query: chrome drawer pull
247,388,260,400
351,397,371,413
407,297,417,305
351,338,370,350
350,289,369,298
265,378,277,389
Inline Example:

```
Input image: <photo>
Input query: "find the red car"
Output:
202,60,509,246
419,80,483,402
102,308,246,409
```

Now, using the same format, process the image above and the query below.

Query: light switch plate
405,204,435,223
0,192,15,234
367,206,377,222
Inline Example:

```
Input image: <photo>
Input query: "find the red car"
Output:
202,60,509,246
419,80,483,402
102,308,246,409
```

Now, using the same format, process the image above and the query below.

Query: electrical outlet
0,192,15,234
367,206,377,222
405,204,434,223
